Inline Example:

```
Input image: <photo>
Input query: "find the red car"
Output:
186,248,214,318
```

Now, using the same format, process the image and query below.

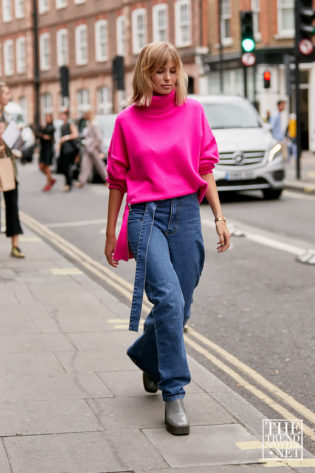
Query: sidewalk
0,224,311,473
284,151,315,194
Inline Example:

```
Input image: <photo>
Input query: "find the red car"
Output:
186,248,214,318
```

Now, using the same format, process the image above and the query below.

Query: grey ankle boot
164,399,190,435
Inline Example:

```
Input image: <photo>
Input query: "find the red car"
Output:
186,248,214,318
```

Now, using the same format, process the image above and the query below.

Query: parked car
95,114,117,162
191,94,285,199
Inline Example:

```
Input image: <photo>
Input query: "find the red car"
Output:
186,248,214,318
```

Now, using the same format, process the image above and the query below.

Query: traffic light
59,66,69,98
295,0,315,57
240,11,255,53
263,71,271,89
112,55,125,90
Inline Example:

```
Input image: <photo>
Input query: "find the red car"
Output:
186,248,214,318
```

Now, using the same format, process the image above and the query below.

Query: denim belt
129,201,158,332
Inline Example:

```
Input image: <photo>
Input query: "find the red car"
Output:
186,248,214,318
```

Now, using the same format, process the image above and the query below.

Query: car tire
262,188,283,200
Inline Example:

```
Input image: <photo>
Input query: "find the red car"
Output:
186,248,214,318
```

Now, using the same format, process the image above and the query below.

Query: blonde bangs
130,42,188,107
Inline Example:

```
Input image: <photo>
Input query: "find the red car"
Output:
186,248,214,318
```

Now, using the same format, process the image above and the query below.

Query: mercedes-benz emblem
234,152,244,165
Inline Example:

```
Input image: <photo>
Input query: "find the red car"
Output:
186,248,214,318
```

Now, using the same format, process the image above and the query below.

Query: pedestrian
38,113,56,191
104,42,230,435
75,110,107,188
0,82,24,258
270,100,286,150
57,109,79,192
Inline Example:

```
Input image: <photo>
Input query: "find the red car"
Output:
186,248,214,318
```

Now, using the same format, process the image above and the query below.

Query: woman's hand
216,221,230,253
105,234,119,267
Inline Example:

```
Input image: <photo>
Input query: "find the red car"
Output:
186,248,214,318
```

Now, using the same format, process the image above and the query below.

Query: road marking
201,218,306,256
184,335,315,442
261,458,315,467
187,326,315,427
283,190,315,201
47,218,107,228
19,236,42,243
50,268,83,275
20,210,315,442
236,440,301,450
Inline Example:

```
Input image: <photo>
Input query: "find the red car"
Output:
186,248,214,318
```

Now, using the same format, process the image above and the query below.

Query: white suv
191,95,285,199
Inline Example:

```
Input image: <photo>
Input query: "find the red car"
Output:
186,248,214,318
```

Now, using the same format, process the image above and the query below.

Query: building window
77,89,90,115
252,0,260,38
15,0,24,18
40,33,51,71
175,0,191,47
57,29,68,66
277,0,294,35
116,15,125,56
41,92,53,119
2,0,13,22
97,87,111,114
56,0,67,9
220,0,231,42
39,0,49,14
132,8,146,54
16,36,26,73
95,20,108,62
153,4,168,42
75,24,88,65
4,40,14,76
19,96,27,123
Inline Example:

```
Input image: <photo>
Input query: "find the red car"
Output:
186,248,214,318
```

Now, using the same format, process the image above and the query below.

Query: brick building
0,0,315,150
0,0,208,125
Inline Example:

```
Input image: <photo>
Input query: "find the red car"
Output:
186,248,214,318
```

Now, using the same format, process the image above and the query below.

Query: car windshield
202,101,262,129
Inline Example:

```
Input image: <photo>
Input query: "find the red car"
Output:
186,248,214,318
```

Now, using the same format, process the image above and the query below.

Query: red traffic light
263,71,271,89
264,71,271,81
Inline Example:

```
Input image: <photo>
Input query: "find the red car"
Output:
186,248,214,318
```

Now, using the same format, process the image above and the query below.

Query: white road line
47,219,107,228
201,218,310,256
283,190,315,201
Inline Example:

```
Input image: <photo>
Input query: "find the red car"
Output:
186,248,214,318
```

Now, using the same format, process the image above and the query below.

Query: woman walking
58,110,78,192
38,113,56,191
0,82,24,258
104,42,230,435
75,110,107,188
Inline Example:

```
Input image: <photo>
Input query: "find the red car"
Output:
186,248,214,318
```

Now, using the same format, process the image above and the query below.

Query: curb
284,182,315,195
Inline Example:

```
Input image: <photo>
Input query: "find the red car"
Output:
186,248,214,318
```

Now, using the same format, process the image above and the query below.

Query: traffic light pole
32,0,40,132
243,66,248,98
294,0,301,180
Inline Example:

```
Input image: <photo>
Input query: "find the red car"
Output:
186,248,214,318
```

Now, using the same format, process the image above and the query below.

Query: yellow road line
236,440,302,450
184,335,315,441
261,458,315,467
21,210,315,443
187,326,315,426
50,268,83,275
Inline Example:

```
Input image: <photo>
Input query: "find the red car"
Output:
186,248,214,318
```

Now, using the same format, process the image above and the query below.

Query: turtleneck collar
140,88,177,114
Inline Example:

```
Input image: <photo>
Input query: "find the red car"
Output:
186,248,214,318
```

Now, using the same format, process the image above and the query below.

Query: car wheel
262,188,283,200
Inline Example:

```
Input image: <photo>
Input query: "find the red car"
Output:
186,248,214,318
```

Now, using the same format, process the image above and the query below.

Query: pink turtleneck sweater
106,89,219,261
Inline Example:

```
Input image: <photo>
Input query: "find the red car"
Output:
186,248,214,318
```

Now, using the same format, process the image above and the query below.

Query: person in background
58,110,79,192
0,82,24,258
75,110,107,188
38,113,56,191
270,100,286,142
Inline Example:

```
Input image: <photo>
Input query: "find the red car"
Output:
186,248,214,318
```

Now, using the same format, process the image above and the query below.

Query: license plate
225,170,255,180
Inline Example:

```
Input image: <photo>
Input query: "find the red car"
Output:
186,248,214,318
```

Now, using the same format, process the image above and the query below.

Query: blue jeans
126,193,205,401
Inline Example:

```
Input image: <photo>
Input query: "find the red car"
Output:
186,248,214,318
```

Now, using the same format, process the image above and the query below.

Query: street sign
298,38,314,55
241,52,256,66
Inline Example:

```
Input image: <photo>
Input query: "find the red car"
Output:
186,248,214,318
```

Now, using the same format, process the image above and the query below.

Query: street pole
294,0,301,180
243,66,248,98
32,0,40,132
218,0,224,93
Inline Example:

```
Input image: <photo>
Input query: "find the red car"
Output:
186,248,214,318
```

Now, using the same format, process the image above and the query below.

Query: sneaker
50,178,56,188
10,247,25,258
42,184,51,192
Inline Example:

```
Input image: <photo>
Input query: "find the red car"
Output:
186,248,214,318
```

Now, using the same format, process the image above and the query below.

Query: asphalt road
14,161,315,454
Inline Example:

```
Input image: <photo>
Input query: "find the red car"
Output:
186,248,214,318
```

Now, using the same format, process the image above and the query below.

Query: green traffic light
242,38,255,52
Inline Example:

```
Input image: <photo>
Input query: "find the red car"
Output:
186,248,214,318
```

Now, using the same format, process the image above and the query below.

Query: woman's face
151,59,177,95
0,86,11,107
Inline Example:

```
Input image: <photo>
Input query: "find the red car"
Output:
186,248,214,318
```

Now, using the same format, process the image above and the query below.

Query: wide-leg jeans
126,192,205,402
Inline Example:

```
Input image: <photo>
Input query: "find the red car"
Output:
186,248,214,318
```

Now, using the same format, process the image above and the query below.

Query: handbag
0,156,16,191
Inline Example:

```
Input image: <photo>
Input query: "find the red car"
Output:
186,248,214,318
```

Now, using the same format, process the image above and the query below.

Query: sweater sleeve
106,118,129,193
199,108,219,175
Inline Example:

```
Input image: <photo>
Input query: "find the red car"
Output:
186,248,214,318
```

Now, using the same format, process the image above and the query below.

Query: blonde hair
130,42,188,107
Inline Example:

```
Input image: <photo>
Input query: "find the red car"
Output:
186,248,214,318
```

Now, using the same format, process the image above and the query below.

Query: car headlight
268,143,282,162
